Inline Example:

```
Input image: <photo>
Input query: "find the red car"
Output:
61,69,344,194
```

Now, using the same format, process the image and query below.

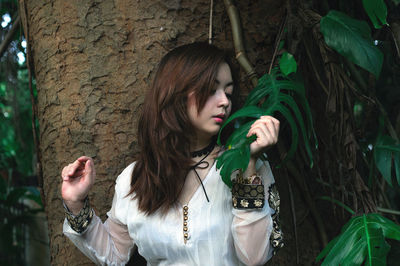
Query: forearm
232,160,276,265
63,215,134,266
232,207,273,265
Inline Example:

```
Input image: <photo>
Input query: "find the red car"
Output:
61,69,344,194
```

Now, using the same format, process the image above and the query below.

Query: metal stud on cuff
232,181,265,209
64,197,94,234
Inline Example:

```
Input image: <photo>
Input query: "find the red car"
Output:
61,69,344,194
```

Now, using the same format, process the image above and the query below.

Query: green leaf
392,0,400,6
217,106,265,145
279,52,297,76
374,144,393,186
363,215,390,265
278,94,313,165
374,135,400,186
226,121,256,149
316,235,340,261
394,153,400,186
217,67,316,186
274,104,299,162
244,74,304,107
318,213,400,265
278,40,285,50
320,10,383,78
216,141,252,187
362,0,389,29
370,213,400,241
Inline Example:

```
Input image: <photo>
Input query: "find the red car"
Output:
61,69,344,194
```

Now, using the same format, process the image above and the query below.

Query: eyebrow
215,79,234,87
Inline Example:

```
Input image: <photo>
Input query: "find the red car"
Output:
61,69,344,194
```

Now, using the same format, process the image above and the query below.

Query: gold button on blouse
183,205,189,244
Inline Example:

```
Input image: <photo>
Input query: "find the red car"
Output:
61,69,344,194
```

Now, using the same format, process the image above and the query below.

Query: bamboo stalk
223,0,258,87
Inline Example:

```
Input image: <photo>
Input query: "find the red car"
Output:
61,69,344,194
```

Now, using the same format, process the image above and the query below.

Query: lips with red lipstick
213,113,226,123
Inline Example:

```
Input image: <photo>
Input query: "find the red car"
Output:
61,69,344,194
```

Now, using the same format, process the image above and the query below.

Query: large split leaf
374,135,400,186
317,213,400,265
362,0,389,29
216,67,316,187
320,10,383,78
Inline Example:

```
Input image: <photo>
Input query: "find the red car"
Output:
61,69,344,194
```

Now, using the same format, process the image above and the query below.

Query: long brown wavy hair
129,43,237,215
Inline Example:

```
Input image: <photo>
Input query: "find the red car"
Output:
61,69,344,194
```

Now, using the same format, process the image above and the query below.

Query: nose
217,90,229,109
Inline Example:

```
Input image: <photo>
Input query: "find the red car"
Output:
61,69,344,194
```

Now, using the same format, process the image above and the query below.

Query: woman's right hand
61,156,95,214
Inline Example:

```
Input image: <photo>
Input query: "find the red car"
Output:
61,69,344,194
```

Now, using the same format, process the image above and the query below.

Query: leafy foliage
279,52,297,76
1,5,42,264
374,135,400,186
216,68,316,187
320,10,383,78
362,0,389,29
316,213,400,265
0,176,43,265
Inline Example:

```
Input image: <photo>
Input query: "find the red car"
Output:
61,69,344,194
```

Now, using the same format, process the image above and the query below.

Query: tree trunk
20,0,321,265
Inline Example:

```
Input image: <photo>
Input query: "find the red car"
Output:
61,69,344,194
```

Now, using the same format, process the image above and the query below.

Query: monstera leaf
320,10,383,78
216,68,316,187
317,213,400,265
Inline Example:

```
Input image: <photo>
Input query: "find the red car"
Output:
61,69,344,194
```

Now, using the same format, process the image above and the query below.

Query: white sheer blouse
63,160,275,265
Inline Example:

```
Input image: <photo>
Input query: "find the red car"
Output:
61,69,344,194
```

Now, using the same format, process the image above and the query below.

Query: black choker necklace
191,139,216,158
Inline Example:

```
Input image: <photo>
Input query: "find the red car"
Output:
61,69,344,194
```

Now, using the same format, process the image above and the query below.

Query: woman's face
187,62,234,140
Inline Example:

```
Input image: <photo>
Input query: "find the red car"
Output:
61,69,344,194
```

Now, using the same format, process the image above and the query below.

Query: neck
191,134,214,152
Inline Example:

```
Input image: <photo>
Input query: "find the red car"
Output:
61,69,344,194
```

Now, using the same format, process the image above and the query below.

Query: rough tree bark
20,0,321,265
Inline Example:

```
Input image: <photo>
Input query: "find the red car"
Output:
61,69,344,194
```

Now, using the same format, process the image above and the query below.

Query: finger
61,166,68,179
80,159,95,187
269,117,280,133
257,117,279,138
62,166,73,181
248,120,272,138
264,120,278,139
249,116,273,131
251,128,270,146
77,156,92,164
67,160,85,177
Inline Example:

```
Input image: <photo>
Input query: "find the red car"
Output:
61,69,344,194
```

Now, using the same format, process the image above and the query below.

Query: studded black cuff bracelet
232,181,265,209
64,197,94,234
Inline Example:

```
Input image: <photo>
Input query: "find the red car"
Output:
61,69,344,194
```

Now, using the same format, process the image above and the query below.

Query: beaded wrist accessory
232,173,265,209
63,197,94,234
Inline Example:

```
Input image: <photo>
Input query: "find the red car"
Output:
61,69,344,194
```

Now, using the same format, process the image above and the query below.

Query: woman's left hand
246,116,280,158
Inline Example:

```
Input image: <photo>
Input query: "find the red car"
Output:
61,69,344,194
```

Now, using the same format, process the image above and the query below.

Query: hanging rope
209,0,214,44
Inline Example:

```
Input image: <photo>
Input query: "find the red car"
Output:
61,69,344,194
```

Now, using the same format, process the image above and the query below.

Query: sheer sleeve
231,160,275,265
63,164,136,266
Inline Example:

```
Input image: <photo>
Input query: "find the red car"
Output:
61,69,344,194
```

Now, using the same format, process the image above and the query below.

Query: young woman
61,42,280,265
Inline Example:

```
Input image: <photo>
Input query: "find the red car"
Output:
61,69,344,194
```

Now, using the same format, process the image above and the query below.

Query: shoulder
115,162,136,198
